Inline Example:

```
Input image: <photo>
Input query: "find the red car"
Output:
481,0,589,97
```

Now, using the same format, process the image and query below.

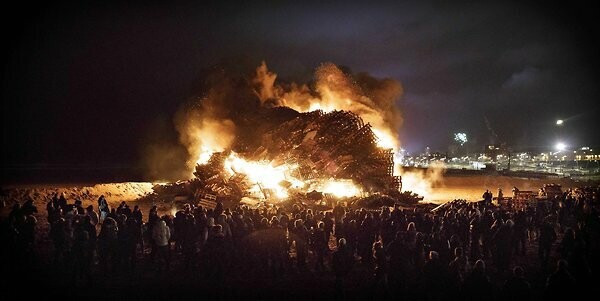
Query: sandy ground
426,174,594,203
1,182,154,202
0,182,158,220
2,175,595,216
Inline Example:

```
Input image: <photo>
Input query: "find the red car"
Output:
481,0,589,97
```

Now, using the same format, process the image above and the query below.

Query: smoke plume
174,61,404,177
254,61,404,148
397,161,446,198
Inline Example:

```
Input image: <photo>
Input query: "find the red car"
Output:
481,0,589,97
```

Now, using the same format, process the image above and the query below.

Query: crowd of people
1,186,599,300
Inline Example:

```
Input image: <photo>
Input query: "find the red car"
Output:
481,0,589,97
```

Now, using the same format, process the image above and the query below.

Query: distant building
574,146,599,161
484,144,505,160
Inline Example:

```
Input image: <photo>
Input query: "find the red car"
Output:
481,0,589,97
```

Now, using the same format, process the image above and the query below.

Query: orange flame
223,152,304,199
191,119,235,166
187,62,442,201
218,153,361,200
320,179,361,198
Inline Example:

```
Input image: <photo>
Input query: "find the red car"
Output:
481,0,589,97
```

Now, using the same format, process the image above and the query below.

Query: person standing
501,266,531,301
97,195,109,223
539,220,557,268
332,238,354,299
86,206,99,227
152,219,171,271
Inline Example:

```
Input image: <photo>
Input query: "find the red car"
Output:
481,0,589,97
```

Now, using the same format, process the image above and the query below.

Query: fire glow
185,62,440,201
321,180,361,198
224,153,302,199
219,152,362,199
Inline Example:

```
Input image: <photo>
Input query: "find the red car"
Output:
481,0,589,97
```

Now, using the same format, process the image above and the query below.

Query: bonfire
150,62,438,208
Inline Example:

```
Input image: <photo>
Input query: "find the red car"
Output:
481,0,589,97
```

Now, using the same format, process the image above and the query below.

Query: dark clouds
2,2,599,172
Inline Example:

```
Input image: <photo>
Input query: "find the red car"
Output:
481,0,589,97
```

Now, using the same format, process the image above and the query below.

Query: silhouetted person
493,219,513,272
463,260,492,301
324,212,334,248
121,204,132,218
8,203,23,225
152,219,171,271
423,250,447,301
51,192,59,211
81,215,97,263
501,266,531,301
50,218,68,266
482,190,493,206
312,221,327,271
332,238,354,299
539,221,556,268
545,259,576,300
180,213,197,272
21,199,37,216
214,201,224,217
98,217,119,273
72,225,93,284
513,210,528,256
372,241,389,297
205,224,225,281
20,215,37,267
74,199,84,215
132,205,143,223
359,213,376,264
559,228,576,260
97,195,109,222
58,193,68,212
448,247,470,297
146,207,160,261
107,208,118,221
292,219,309,270
386,231,410,296
86,205,99,227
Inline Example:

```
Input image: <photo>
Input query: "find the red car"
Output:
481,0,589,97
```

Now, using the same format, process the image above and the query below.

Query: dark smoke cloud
151,61,405,179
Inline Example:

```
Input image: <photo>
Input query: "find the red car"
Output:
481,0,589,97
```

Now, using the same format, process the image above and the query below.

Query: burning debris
149,61,433,207
189,109,401,203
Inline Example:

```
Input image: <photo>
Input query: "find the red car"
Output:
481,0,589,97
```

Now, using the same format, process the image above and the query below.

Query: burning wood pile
247,109,399,190
181,109,409,206
147,62,431,208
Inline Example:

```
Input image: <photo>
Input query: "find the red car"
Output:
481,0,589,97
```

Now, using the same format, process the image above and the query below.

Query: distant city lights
398,141,598,176
454,132,468,146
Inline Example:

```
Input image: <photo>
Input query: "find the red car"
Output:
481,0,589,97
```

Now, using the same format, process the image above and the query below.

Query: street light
556,119,564,126
454,132,468,146
555,142,566,152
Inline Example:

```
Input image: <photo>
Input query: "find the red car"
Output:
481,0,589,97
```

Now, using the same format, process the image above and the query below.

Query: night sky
2,2,599,176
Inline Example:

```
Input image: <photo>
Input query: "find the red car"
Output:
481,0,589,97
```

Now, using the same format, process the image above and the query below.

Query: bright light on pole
454,132,468,146
555,142,566,152
556,119,563,126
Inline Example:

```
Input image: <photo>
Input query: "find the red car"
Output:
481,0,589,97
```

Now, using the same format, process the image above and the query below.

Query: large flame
224,153,304,199
191,119,235,165
320,179,361,198
372,128,398,150
186,62,442,201
277,64,401,150
219,152,361,200
301,101,397,150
